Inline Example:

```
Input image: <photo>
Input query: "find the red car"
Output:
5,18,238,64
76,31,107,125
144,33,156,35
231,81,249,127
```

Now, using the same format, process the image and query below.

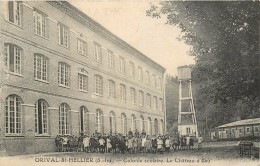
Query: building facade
0,1,166,155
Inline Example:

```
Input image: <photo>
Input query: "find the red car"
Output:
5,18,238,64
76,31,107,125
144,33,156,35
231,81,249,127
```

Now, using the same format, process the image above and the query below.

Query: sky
69,0,195,76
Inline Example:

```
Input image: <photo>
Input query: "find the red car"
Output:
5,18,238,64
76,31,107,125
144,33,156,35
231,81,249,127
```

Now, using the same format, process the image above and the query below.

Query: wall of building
0,1,165,155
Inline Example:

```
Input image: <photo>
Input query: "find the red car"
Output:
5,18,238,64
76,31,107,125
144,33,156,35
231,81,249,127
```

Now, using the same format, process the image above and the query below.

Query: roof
47,1,166,73
216,118,260,128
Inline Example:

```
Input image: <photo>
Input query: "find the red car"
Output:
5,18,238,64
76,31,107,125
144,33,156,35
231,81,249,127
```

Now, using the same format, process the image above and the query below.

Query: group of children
55,130,202,154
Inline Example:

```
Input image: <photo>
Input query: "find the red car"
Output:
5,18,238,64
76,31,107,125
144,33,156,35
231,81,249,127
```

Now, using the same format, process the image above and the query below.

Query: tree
147,1,260,130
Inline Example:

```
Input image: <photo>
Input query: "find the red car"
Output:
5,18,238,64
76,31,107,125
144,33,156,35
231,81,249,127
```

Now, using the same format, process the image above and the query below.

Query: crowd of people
55,129,203,154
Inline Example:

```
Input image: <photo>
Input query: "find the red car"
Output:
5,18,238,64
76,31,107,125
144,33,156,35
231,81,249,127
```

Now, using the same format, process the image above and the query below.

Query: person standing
198,135,203,150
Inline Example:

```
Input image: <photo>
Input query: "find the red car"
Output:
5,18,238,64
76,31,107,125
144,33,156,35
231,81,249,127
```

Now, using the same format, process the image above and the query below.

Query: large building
0,1,166,155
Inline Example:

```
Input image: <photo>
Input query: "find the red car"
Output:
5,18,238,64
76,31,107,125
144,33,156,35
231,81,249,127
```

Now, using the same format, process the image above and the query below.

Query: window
5,95,22,134
120,84,126,102
239,129,242,133
186,127,191,134
130,88,136,104
158,77,162,89
58,62,70,87
140,116,144,131
59,103,70,135
35,99,48,135
146,70,150,84
138,66,143,82
131,114,136,131
154,119,158,135
109,111,116,133
4,43,22,74
77,38,87,56
108,80,115,99
153,96,158,110
33,9,47,38
152,74,157,87
7,1,22,26
139,91,144,106
96,109,103,133
119,57,125,73
58,23,69,48
255,126,259,132
147,117,152,136
246,127,250,132
160,119,164,134
34,54,48,81
159,98,163,111
94,43,102,63
121,113,127,135
129,62,135,77
78,73,88,92
80,106,89,134
146,93,151,108
107,50,114,68
94,75,103,95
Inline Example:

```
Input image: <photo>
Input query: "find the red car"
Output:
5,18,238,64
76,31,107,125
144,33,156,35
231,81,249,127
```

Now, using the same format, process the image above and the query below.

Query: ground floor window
80,106,89,134
35,99,48,134
59,103,70,135
5,95,22,134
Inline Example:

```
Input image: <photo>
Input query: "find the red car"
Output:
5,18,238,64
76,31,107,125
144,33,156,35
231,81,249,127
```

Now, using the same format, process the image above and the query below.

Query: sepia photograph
0,0,259,166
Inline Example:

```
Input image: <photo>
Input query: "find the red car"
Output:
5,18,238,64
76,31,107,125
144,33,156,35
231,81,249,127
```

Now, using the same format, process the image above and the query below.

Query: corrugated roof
216,118,260,128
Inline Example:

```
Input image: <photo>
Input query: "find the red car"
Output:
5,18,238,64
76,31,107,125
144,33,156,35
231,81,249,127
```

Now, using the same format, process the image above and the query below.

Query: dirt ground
0,141,259,166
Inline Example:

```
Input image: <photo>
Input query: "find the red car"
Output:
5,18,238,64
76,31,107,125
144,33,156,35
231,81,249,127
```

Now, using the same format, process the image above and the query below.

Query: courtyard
0,141,258,166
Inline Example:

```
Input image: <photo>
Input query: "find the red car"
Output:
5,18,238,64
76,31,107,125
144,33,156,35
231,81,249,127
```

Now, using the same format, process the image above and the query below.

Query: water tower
177,66,198,138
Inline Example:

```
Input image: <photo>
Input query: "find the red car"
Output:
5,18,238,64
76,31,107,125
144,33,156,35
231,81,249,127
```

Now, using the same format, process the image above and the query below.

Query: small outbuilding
216,118,260,140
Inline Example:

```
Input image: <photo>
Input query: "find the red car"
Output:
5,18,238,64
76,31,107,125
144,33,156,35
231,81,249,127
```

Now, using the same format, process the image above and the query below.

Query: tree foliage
147,1,260,130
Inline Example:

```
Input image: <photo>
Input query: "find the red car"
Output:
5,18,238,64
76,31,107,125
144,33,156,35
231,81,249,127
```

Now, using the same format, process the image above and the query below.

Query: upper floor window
34,54,48,81
119,57,125,73
77,38,87,56
158,77,162,89
58,62,70,87
153,96,158,110
107,50,114,68
94,43,102,63
78,73,88,92
4,43,22,74
33,9,47,38
95,75,103,95
130,88,136,104
159,98,163,111
120,84,126,102
108,80,116,99
138,66,143,82
58,23,69,48
5,95,22,134
8,1,22,26
152,74,157,87
146,93,151,108
146,70,150,84
139,90,144,106
35,99,48,135
129,62,135,77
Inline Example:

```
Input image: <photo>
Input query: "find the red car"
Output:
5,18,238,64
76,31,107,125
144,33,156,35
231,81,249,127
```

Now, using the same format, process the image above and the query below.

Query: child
141,135,146,153
106,136,112,153
157,136,163,154
83,135,90,152
99,136,105,153
165,136,171,152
